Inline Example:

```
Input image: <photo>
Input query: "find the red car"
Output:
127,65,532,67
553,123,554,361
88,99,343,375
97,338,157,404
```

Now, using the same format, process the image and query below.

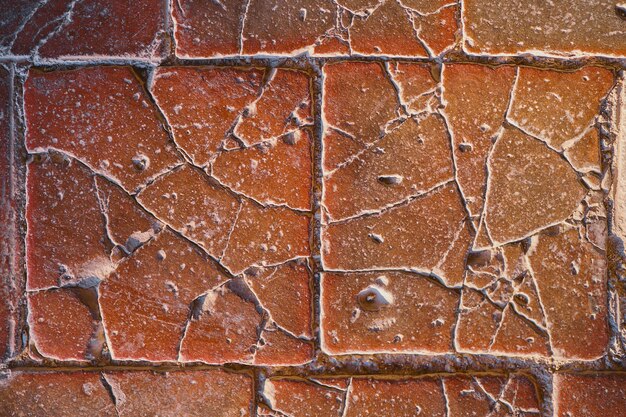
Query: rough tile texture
1,1,625,414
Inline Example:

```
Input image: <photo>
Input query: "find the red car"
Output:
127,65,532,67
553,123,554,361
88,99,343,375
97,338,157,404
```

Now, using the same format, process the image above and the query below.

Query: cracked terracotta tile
322,182,468,281
221,200,311,275
442,63,516,218
234,69,312,147
386,62,438,114
564,128,602,173
346,377,446,416
244,261,312,338
0,371,115,416
136,165,240,260
321,271,458,354
463,0,626,57
242,0,337,55
104,370,253,416
94,176,161,257
253,325,314,365
529,226,608,359
324,115,454,220
212,129,313,210
179,281,261,364
99,229,230,361
483,127,586,246
25,67,182,193
554,373,626,417
173,0,246,57
509,67,614,150
262,378,347,417
26,153,113,290
151,67,264,166
27,289,96,361
4,0,166,58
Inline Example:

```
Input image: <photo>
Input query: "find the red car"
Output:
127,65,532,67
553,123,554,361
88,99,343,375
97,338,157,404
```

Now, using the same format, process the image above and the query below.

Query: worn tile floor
0,1,626,416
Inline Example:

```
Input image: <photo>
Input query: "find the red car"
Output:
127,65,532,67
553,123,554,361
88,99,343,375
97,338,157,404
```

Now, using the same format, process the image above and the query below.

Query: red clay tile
213,129,313,210
104,370,253,416
99,229,230,361
564,129,602,173
321,271,458,354
463,0,626,57
245,261,312,338
179,281,261,364
322,182,468,284
234,69,312,147
27,289,96,361
25,67,181,193
137,165,240,260
483,127,586,246
151,67,264,166
509,67,614,150
8,0,166,59
263,378,347,417
26,153,113,290
554,373,626,417
345,377,446,416
221,200,311,275
0,371,115,416
253,325,314,365
529,227,608,359
442,63,516,218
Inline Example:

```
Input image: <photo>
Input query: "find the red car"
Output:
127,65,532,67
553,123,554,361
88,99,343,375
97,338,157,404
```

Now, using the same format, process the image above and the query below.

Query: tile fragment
263,378,347,417
463,0,626,57
25,67,181,193
554,373,626,417
321,271,458,354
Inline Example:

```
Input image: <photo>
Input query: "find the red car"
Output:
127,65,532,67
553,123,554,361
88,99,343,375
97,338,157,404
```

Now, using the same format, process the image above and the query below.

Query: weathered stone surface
26,154,112,290
100,229,230,361
27,289,96,361
463,0,626,57
0,371,115,416
104,370,253,416
25,67,181,193
1,0,166,58
173,0,458,57
151,66,264,166
554,373,626,417
321,271,458,354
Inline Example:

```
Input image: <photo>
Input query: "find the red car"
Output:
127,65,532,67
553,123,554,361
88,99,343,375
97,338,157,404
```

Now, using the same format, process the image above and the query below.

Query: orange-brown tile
321,271,458,354
25,67,182,193
554,373,626,417
263,378,347,417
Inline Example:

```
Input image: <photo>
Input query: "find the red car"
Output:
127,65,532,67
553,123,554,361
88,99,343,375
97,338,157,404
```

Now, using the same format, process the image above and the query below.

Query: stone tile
151,66,264,166
321,271,458,354
463,0,626,57
0,371,115,417
26,153,113,290
173,0,458,57
99,229,230,361
2,0,166,59
27,289,97,361
25,67,182,193
104,370,253,416
554,373,626,417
